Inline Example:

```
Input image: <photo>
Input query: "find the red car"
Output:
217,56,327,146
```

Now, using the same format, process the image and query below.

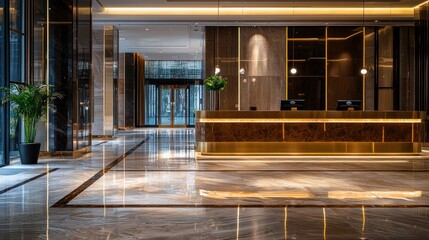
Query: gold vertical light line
282,123,285,140
122,54,125,126
325,27,328,111
286,27,288,99
103,145,106,217
363,27,366,111
412,123,414,142
123,138,126,206
46,0,50,151
236,205,240,240
284,206,288,240
103,27,106,135
382,126,385,142
46,164,50,240
238,27,241,111
323,208,327,240
362,205,366,232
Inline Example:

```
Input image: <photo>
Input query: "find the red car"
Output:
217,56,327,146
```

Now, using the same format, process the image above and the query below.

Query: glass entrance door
158,85,188,127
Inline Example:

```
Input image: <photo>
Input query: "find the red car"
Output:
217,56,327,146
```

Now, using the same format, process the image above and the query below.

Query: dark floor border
0,168,59,195
52,137,149,208
60,204,429,209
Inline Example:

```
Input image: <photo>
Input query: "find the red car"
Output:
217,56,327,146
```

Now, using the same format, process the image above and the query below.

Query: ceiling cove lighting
100,7,413,18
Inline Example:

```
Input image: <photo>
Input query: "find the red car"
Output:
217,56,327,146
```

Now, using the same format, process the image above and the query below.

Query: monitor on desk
280,99,305,110
336,100,361,110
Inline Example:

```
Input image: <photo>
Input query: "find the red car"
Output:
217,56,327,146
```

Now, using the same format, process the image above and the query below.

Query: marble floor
1,129,429,239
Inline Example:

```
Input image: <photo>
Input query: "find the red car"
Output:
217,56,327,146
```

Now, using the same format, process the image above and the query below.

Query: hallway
1,129,429,239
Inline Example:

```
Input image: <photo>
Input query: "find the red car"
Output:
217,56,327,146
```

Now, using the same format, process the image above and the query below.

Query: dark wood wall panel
205,27,238,110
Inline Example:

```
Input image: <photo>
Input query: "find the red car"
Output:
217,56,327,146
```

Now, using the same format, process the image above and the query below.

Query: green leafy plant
204,74,227,91
1,84,64,143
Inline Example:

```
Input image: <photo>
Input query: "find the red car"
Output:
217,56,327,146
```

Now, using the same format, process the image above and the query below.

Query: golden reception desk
195,111,425,156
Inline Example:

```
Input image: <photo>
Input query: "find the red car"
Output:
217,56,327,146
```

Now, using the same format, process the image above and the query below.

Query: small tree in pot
204,74,227,110
1,84,63,164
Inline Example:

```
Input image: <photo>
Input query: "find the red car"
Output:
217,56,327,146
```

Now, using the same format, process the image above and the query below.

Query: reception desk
195,111,425,156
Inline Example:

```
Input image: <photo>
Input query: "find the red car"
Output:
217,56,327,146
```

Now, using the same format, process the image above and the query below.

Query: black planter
19,143,41,164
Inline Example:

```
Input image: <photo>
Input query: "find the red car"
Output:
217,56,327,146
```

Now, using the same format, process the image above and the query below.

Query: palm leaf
0,84,64,143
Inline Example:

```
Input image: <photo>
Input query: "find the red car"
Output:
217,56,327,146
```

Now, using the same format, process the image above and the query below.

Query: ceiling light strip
101,7,413,17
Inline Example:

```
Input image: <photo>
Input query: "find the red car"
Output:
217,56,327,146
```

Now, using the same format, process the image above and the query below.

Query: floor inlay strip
61,204,429,209
0,168,59,195
52,137,149,208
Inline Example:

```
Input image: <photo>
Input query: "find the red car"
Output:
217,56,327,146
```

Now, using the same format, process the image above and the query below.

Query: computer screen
336,100,361,110
280,99,305,110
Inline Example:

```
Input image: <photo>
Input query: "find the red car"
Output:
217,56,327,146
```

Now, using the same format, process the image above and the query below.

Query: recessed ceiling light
119,37,126,40
145,28,149,31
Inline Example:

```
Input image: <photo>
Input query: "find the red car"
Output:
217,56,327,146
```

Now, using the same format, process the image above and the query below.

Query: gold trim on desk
196,142,422,156
198,118,422,123
196,110,426,120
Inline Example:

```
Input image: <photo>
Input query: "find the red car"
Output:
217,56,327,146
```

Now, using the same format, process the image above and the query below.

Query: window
9,0,25,83
145,61,203,79
0,0,6,166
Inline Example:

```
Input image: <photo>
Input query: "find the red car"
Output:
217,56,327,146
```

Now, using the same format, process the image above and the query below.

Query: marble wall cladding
48,0,74,151
118,53,126,128
197,122,421,143
240,27,286,111
104,26,115,135
92,26,118,136
92,26,103,136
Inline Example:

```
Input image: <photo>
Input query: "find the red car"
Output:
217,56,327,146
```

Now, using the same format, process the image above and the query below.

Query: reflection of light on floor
199,189,312,199
328,191,422,200
197,160,410,163
159,150,190,159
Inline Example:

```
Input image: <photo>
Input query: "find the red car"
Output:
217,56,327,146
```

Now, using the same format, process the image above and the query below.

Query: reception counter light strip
198,118,422,123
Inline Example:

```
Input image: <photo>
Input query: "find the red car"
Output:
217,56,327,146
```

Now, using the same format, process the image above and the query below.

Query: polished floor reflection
1,129,429,239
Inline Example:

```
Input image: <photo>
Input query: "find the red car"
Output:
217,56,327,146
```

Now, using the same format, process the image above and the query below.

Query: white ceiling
118,24,204,60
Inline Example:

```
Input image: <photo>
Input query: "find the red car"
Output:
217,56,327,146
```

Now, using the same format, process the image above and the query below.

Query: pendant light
239,0,245,75
360,0,367,75
215,0,221,75
290,0,297,75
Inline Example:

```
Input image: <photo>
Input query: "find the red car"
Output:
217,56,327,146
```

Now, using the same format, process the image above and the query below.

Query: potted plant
204,74,227,110
1,84,63,164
